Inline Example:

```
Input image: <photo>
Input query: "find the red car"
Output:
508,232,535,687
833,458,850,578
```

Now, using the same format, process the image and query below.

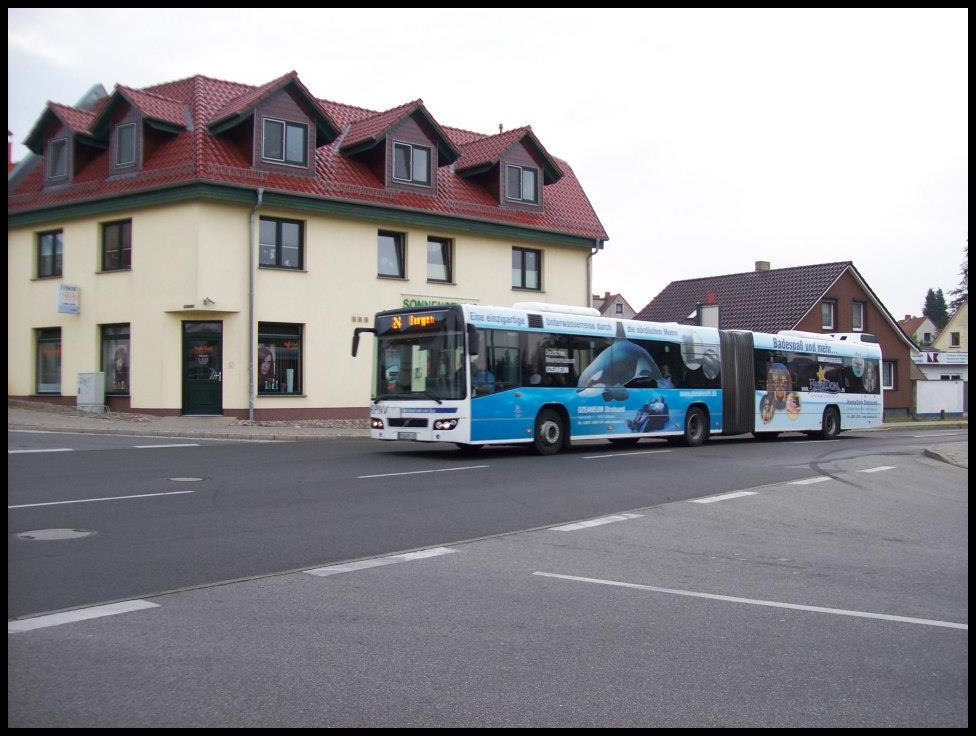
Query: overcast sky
8,8,968,321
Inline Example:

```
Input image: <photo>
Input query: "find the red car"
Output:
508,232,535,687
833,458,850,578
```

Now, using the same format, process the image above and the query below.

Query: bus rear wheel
679,406,709,447
820,407,841,439
533,408,565,456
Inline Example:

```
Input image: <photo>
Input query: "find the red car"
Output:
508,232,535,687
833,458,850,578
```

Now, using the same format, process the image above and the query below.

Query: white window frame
262,118,308,167
882,360,895,390
821,302,836,330
851,301,865,332
47,138,68,180
506,164,538,203
115,123,137,168
393,142,431,186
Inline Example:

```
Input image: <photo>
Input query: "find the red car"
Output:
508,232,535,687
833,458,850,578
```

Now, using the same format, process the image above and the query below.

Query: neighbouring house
898,314,939,348
634,260,918,419
591,290,636,319
910,298,969,416
8,71,608,419
930,298,969,355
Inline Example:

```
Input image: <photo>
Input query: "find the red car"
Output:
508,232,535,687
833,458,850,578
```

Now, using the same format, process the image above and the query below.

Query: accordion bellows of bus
352,303,883,455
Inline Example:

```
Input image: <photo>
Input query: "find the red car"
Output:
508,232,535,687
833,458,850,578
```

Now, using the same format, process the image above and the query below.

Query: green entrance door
182,321,223,415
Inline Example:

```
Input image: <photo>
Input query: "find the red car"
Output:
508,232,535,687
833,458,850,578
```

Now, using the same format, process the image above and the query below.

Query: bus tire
533,408,565,455
679,406,709,447
820,407,841,439
608,437,641,448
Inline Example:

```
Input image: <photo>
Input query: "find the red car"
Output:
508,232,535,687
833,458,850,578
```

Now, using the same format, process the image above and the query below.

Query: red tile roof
10,72,608,242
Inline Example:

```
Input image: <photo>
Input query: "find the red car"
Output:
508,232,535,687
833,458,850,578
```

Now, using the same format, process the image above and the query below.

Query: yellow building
8,72,608,419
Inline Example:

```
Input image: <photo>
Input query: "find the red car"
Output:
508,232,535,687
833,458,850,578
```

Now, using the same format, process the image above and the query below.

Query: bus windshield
373,311,467,401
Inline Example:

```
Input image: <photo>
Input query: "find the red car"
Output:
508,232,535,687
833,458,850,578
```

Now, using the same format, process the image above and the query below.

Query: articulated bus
351,302,883,455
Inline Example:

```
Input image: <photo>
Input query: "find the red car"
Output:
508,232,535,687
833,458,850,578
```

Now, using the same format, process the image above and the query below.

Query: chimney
755,261,770,272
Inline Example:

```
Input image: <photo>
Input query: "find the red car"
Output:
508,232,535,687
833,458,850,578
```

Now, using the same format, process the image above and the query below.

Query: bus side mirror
352,326,375,357
467,324,480,356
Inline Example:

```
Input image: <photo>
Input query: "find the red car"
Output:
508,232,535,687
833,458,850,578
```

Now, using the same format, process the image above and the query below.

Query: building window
512,247,541,290
259,217,304,269
262,118,308,167
47,138,68,180
922,332,933,345
393,142,431,186
257,323,303,394
102,219,132,271
36,328,62,394
615,302,623,315
102,324,130,395
820,301,836,330
378,231,406,278
427,236,452,282
949,332,960,347
37,230,63,278
852,301,865,332
115,123,137,168
506,164,538,203
882,360,895,390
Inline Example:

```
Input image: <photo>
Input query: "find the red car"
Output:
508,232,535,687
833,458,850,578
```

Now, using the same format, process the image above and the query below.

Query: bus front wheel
533,408,565,456
679,406,709,447
820,407,841,439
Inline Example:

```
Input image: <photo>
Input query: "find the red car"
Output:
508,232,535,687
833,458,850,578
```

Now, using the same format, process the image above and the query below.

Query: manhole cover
15,528,96,541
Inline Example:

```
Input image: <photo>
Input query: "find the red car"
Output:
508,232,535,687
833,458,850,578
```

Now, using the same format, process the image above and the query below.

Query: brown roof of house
635,261,903,335
10,72,608,242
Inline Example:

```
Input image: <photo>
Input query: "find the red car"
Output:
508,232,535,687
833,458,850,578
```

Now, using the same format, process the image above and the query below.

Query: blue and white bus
351,302,883,455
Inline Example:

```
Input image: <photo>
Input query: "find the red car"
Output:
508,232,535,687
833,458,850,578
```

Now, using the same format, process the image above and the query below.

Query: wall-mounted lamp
202,297,215,306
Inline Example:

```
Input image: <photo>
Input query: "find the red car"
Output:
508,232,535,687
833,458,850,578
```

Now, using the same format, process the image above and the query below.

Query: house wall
931,300,969,353
7,199,591,417
792,269,913,417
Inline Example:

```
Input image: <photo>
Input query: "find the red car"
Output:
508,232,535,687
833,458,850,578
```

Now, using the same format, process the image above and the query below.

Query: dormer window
262,118,308,167
47,138,68,180
393,142,431,186
506,164,538,204
115,123,137,168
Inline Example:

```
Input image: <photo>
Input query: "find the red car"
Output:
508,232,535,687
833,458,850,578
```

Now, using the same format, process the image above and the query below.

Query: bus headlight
370,418,384,429
433,418,459,430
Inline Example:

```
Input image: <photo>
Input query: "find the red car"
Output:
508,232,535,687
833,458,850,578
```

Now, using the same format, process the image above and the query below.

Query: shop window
36,328,62,394
258,322,303,394
102,324,130,395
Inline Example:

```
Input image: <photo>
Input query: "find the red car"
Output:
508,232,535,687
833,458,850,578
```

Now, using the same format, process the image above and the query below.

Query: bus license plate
397,431,417,440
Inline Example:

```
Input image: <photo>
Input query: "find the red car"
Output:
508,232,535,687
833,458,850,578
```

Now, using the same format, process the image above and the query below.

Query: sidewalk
7,400,967,468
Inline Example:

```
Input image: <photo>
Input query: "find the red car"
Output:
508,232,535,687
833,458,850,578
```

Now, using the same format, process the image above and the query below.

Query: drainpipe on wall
248,187,264,421
587,239,602,307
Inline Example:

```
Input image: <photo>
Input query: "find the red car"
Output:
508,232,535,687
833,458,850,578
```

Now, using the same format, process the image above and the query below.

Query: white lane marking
689,491,757,504
533,572,968,630
913,432,964,437
8,600,159,633
9,448,74,454
790,476,833,485
582,449,672,459
358,465,487,478
550,513,643,531
305,546,456,576
859,465,896,473
134,443,200,448
9,490,194,509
